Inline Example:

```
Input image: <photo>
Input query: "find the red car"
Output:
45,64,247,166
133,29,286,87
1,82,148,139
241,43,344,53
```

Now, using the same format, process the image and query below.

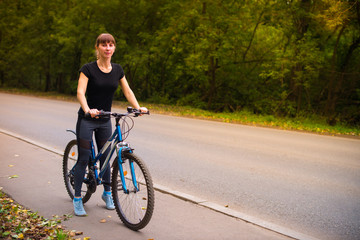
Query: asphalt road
0,132,292,240
1,92,359,240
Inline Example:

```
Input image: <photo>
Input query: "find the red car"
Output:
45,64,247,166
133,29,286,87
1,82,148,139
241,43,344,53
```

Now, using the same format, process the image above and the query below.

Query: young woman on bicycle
74,33,148,216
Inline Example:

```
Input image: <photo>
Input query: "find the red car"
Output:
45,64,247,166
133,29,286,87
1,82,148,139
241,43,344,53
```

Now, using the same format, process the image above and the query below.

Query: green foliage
1,0,359,125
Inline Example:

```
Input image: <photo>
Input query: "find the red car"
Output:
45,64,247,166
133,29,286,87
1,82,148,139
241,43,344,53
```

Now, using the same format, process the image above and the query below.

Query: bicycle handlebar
85,107,150,119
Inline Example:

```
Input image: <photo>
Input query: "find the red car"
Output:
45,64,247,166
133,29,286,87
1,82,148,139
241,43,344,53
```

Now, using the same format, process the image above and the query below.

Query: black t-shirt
78,61,124,117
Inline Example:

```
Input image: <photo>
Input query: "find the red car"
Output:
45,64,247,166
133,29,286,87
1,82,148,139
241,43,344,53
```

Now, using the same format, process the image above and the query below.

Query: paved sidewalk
0,132,292,240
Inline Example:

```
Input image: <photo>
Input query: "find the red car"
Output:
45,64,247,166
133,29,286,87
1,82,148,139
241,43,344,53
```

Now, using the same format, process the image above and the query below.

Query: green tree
1,0,359,125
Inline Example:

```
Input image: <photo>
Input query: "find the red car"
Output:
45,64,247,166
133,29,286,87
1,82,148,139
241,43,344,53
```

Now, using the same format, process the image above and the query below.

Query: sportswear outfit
73,61,124,215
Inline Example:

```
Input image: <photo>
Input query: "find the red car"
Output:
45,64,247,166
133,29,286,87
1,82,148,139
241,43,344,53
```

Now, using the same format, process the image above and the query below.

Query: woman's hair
95,33,116,47
95,33,116,59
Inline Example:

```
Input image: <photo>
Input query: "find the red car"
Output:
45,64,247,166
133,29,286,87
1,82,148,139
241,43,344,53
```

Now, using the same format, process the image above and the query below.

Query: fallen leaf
107,215,112,218
9,175,19,179
8,165,14,167
100,219,106,223
75,231,83,235
84,237,91,240
225,205,229,208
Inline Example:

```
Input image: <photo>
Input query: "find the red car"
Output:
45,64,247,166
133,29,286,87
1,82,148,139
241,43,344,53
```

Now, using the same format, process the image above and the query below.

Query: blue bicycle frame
68,115,139,194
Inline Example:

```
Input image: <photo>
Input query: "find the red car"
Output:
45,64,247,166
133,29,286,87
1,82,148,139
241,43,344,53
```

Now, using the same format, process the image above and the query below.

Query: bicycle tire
63,139,92,203
111,152,155,230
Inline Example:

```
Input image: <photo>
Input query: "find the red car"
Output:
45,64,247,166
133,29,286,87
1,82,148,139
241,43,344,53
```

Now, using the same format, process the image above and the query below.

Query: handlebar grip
84,110,109,118
134,110,150,117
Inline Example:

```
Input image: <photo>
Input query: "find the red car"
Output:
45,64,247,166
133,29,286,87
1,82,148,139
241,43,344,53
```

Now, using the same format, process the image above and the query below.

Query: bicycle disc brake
69,172,75,188
84,170,97,193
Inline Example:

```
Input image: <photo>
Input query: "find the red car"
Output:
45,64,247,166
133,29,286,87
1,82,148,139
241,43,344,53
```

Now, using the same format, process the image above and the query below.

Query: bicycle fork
116,142,139,194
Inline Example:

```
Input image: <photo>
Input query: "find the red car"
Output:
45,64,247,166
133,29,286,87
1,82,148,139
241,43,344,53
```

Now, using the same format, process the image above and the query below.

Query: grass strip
1,88,359,137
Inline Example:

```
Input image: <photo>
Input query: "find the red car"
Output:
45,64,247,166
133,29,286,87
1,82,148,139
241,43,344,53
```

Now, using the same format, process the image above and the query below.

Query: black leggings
74,116,112,197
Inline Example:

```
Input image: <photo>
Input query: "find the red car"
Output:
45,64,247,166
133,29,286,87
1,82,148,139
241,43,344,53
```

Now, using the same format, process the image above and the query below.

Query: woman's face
97,42,115,59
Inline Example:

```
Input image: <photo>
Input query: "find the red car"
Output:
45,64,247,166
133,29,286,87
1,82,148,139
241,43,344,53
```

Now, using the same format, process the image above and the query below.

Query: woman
74,33,147,216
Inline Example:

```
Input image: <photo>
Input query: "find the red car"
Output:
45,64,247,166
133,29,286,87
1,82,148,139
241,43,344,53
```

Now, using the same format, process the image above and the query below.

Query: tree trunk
324,25,346,116
0,71,3,87
206,56,218,110
44,55,51,92
243,6,265,61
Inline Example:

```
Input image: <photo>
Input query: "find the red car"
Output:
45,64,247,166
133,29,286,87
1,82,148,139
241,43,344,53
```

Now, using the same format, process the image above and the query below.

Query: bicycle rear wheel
63,139,92,203
111,152,155,230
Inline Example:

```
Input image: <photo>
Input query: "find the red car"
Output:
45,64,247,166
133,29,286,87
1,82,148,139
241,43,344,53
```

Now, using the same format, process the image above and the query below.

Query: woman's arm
120,76,147,112
77,72,99,117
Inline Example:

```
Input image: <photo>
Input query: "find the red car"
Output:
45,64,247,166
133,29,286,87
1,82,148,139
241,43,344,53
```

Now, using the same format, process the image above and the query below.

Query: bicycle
62,107,154,230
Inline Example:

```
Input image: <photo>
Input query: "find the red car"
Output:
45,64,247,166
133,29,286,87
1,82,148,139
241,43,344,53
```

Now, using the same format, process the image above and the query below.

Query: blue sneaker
102,192,115,210
73,198,87,216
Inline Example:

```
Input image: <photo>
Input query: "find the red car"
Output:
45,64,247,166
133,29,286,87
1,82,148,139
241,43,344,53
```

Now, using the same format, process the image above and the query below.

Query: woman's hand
139,107,148,113
88,109,100,118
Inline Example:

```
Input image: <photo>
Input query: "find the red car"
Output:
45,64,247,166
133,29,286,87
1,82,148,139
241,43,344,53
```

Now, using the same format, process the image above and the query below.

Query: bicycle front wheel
63,139,92,203
111,152,155,230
